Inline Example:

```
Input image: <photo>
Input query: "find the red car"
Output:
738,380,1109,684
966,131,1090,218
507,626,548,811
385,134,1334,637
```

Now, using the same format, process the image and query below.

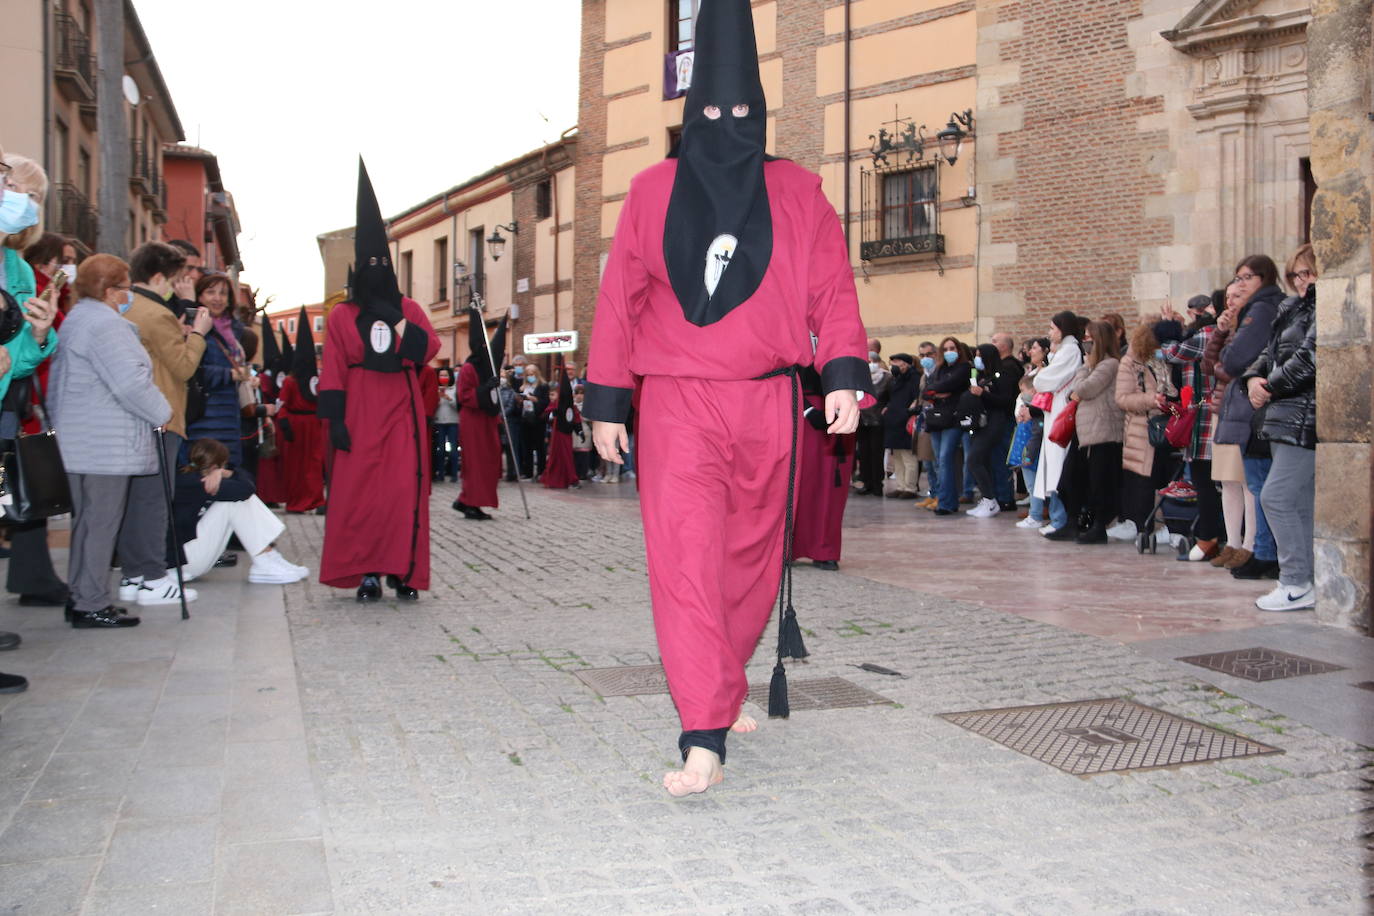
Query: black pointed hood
259,313,281,375
292,307,318,401
465,307,508,382
664,0,772,327
555,367,576,433
279,326,294,383
353,159,403,325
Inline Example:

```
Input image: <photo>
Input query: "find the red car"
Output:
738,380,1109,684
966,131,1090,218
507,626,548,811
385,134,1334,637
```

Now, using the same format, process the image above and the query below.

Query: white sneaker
966,498,999,518
249,552,307,584
136,575,197,605
1015,496,1031,506
1040,525,1060,537
1255,582,1315,612
118,576,143,602
1016,516,1045,529
1106,520,1137,541
590,475,604,483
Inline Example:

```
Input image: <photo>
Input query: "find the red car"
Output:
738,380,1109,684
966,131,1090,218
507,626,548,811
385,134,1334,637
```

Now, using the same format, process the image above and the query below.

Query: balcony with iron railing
53,12,96,104
51,183,98,253
129,139,151,194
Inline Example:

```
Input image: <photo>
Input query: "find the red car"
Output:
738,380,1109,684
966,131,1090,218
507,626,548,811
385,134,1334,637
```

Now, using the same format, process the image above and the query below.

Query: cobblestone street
0,481,1369,914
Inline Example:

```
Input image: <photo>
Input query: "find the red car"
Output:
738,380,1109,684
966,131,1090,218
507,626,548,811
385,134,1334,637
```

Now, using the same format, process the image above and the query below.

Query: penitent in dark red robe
319,297,440,589
456,362,501,508
254,373,288,505
792,391,856,564
584,158,870,732
541,403,580,489
277,376,326,513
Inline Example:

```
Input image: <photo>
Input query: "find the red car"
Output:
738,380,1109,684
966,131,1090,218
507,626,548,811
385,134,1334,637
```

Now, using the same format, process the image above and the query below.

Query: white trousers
181,496,285,581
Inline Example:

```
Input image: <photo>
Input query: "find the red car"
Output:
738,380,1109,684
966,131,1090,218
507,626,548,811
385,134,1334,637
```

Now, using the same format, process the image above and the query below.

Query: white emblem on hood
309,377,319,396
704,234,737,297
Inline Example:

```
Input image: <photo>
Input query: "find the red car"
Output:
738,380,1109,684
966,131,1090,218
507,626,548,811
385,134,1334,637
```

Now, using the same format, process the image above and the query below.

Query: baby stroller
1137,467,1198,557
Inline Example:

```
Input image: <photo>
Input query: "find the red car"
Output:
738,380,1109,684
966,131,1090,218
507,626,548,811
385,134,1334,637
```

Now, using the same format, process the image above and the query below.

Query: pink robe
585,159,869,730
792,392,856,563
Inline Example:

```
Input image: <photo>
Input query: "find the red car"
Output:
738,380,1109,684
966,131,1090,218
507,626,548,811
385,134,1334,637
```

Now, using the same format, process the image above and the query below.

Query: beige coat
1115,352,1168,476
1068,357,1123,447
124,292,206,438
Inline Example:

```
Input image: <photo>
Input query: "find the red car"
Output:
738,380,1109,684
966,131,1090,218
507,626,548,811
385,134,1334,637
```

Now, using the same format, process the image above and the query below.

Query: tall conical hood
664,0,772,328
465,308,509,382
292,307,318,401
555,366,576,433
489,313,508,373
278,326,294,383
353,158,403,325
259,313,281,374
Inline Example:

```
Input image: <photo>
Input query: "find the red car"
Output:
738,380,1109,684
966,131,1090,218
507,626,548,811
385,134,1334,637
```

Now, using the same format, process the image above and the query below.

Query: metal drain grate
1175,647,1347,682
939,697,1281,776
745,676,895,712
572,665,670,697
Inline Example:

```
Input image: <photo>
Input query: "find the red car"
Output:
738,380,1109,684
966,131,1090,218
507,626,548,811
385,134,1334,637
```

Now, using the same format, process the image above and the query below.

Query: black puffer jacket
881,366,920,449
1243,285,1316,450
1215,283,1285,447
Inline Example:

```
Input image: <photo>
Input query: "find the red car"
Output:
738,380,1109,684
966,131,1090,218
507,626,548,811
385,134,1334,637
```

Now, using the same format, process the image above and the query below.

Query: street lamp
935,110,975,166
486,221,518,261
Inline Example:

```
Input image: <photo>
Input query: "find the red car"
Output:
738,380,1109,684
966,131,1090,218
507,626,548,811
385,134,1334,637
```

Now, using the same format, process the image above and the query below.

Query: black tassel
768,661,790,718
778,605,809,659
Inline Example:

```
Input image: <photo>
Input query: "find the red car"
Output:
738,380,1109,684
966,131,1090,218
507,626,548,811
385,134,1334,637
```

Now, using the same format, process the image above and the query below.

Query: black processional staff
153,426,189,620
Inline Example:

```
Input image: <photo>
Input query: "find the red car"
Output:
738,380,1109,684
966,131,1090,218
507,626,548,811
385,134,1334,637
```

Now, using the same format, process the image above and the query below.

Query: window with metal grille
670,0,698,53
535,181,552,221
435,236,448,301
882,166,938,239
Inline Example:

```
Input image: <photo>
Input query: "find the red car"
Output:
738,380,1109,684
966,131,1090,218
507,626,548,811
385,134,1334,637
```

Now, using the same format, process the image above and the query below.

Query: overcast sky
136,0,582,314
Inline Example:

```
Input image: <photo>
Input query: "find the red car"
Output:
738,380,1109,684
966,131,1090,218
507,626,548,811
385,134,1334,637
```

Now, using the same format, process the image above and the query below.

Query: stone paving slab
267,483,1370,914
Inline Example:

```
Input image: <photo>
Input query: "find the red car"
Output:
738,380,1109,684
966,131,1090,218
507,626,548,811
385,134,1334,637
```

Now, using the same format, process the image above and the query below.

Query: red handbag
1048,400,1079,447
1165,379,1200,449
1030,391,1054,411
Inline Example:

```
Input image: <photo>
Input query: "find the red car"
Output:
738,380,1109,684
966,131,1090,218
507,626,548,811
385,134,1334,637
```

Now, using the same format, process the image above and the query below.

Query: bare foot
731,713,758,733
663,746,723,797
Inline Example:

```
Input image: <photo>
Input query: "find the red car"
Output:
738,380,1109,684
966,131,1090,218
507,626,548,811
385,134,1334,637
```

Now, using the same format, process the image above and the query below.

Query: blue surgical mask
1153,349,1164,361
0,189,39,235
920,356,935,372
943,350,958,365
117,290,133,314
973,356,985,371
513,369,525,378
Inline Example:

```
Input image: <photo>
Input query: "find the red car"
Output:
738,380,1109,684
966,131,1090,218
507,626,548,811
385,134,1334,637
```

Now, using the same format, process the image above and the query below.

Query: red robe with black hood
318,161,440,590
583,0,872,762
277,307,327,513
456,307,506,509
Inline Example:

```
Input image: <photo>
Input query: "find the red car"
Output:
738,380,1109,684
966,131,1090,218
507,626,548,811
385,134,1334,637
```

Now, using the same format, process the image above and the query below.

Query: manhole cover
572,665,670,696
1175,647,1346,682
938,697,1281,776
745,676,894,712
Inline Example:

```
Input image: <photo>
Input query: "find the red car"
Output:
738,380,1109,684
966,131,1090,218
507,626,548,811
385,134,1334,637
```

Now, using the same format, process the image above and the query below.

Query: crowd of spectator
0,139,307,698
854,244,1319,613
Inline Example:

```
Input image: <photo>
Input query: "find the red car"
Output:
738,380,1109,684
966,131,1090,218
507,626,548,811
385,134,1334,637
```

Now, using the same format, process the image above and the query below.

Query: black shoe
1231,557,1279,580
315,506,327,516
0,672,28,693
998,502,1019,512
214,551,238,569
385,575,419,601
0,632,19,651
71,606,140,628
357,575,382,602
18,590,69,607
813,560,839,571
1044,526,1079,541
1075,526,1108,545
933,508,955,516
884,491,904,499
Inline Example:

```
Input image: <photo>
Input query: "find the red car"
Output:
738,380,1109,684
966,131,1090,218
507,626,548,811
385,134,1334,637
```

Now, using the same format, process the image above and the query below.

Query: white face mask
58,263,77,284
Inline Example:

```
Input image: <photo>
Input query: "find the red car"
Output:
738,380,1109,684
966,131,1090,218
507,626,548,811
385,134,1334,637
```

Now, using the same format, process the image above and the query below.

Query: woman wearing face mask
518,365,549,479
920,337,972,515
185,272,249,467
1242,245,1318,611
964,342,1024,518
0,155,62,628
1032,311,1085,537
1210,255,1285,580
48,255,172,628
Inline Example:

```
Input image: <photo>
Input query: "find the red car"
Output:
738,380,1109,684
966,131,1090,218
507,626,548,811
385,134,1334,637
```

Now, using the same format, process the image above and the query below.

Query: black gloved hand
277,416,294,442
330,419,351,453
803,405,829,432
477,376,501,417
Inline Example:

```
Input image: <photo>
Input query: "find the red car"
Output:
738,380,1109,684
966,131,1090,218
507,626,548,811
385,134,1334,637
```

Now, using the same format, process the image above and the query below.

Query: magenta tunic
586,159,869,731
456,362,501,509
792,393,856,564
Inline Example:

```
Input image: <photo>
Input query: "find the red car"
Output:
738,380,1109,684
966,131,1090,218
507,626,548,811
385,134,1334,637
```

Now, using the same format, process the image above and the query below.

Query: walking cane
154,427,190,620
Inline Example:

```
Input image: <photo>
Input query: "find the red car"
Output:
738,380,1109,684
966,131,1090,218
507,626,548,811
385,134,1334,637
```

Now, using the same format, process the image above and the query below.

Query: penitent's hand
592,421,629,464
825,390,860,435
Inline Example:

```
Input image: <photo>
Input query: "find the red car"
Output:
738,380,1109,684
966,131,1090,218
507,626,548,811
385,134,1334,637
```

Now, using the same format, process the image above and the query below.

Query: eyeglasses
1286,269,1315,282
1233,272,1258,283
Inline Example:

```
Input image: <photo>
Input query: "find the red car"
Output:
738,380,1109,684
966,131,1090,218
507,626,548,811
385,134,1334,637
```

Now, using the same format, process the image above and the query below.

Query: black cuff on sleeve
398,321,429,365
820,356,873,397
581,382,633,423
317,389,346,421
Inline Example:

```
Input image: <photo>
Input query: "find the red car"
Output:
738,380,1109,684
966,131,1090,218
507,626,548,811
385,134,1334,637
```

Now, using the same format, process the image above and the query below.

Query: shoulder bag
1048,400,1079,448
0,377,72,522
